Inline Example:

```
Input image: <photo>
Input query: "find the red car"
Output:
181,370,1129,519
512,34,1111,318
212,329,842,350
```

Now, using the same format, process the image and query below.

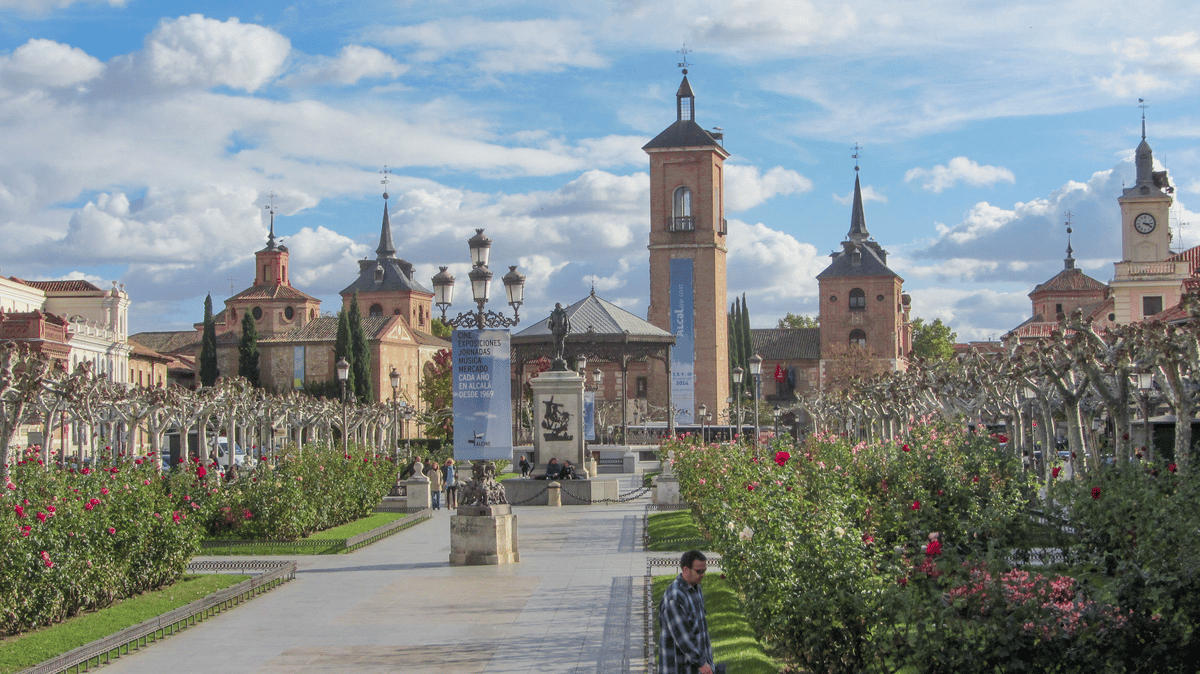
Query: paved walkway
103,474,655,674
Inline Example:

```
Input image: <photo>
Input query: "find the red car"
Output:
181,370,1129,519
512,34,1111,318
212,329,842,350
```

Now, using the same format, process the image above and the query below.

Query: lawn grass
0,574,249,674
308,511,406,540
643,470,661,488
646,510,707,551
652,574,779,674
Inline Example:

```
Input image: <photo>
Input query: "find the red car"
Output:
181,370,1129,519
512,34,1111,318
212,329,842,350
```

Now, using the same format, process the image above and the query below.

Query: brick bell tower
643,69,730,424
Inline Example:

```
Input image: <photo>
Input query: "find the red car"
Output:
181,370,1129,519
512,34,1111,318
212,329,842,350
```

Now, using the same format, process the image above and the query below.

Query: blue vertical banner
292,346,305,389
669,258,695,425
452,329,513,461
583,390,596,441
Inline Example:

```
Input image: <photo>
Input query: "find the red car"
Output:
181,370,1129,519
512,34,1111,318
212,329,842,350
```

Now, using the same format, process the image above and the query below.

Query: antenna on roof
380,165,392,201
228,276,236,294
677,44,692,71
851,143,862,172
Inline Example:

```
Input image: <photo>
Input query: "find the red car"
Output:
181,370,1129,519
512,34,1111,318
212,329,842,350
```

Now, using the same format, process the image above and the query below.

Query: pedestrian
659,550,715,674
519,454,531,478
443,458,458,509
427,458,443,509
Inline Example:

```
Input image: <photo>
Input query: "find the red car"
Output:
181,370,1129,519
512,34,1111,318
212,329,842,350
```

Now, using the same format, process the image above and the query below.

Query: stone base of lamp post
449,503,519,566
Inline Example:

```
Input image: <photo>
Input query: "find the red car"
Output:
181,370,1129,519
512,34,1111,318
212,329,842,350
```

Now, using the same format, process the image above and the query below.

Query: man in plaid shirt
659,550,714,674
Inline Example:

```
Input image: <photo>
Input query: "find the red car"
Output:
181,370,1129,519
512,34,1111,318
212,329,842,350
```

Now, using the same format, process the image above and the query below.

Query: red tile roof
11,278,102,293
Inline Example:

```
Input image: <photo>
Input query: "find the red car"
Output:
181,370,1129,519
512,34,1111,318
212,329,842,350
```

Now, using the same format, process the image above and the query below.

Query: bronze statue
548,302,571,370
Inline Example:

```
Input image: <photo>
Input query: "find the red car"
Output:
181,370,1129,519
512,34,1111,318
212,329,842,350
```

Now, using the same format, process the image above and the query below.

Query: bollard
407,474,431,510
547,481,562,507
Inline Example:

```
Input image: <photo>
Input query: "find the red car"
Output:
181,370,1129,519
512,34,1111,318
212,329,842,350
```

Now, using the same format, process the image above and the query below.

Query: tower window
252,306,263,320
671,186,693,231
1055,303,1063,316
849,329,867,348
1142,296,1163,317
849,288,866,311
369,304,384,317
284,306,295,320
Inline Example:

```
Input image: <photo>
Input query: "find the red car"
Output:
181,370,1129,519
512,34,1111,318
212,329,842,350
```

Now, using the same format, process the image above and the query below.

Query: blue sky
2,0,1199,342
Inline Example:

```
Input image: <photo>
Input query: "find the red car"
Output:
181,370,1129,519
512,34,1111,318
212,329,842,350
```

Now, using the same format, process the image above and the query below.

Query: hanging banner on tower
452,329,512,461
669,258,695,425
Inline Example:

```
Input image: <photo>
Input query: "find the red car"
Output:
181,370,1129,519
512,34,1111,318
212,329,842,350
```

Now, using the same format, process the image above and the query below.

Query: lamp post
430,228,526,506
1137,371,1154,462
749,355,763,454
398,401,413,454
1022,387,1037,473
593,367,604,443
732,366,744,443
336,357,350,456
773,405,781,440
698,404,707,444
389,367,401,466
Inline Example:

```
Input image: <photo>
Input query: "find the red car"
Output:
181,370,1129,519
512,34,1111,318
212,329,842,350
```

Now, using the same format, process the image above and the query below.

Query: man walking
659,550,714,674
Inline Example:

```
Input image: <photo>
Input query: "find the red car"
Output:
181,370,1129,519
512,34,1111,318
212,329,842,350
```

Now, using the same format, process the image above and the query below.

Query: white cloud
905,157,1016,193
724,165,812,212
1098,32,1200,97
368,19,605,74
832,183,887,205
283,45,407,87
138,15,290,92
905,286,1031,342
725,219,825,323
0,39,104,89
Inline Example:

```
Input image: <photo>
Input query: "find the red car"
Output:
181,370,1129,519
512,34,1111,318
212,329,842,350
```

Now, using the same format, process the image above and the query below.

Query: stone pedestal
449,504,519,566
406,475,431,510
546,481,561,507
530,369,586,474
653,473,681,504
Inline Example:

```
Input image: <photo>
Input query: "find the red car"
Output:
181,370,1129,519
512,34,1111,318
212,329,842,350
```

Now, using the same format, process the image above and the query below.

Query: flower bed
667,420,1193,672
1,448,202,636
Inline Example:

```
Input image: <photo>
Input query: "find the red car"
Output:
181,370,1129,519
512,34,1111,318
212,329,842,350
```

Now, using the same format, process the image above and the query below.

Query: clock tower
1111,117,1189,323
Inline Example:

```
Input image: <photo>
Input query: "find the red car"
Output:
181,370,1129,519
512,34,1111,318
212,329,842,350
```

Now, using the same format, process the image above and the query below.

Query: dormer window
672,186,693,231
374,264,384,284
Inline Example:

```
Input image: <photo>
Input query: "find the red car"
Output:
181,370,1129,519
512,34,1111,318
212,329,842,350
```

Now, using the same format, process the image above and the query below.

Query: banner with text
669,258,695,425
452,329,513,461
584,390,596,441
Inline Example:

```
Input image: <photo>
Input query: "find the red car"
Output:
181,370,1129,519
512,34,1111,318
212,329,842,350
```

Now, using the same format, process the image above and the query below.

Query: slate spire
375,197,396,260
847,170,870,244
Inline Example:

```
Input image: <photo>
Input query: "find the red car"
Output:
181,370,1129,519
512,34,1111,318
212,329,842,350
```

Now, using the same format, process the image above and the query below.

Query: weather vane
263,192,278,248
380,165,392,200
1064,211,1075,263
677,44,692,71
851,143,862,172
1139,98,1148,139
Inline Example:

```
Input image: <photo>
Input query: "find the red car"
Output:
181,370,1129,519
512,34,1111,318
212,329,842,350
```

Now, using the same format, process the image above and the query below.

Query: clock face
1134,213,1156,234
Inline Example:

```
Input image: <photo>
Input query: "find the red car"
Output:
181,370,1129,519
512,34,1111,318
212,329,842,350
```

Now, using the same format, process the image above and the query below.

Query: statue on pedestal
548,303,571,371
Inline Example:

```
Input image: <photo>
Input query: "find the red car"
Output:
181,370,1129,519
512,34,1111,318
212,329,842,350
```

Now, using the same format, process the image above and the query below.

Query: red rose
108,527,116,534
925,540,942,556
902,444,910,452
1052,466,1061,478
1168,463,1177,473
774,451,790,466
911,500,921,511
196,465,207,479
1091,487,1102,500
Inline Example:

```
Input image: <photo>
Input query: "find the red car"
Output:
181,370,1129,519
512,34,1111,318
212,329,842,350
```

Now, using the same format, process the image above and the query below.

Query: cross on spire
263,192,278,249
380,165,392,200
1064,211,1075,269
676,44,692,70
1139,98,1148,140
851,143,862,172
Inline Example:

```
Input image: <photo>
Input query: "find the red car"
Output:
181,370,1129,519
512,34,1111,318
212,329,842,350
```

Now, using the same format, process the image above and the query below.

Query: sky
2,1,1200,343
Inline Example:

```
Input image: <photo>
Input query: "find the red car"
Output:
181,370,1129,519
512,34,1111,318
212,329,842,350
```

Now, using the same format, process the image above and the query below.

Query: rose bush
665,418,1169,672
0,447,202,635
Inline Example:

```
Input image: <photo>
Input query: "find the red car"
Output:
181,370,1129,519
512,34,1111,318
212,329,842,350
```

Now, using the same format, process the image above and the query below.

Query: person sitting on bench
534,458,561,480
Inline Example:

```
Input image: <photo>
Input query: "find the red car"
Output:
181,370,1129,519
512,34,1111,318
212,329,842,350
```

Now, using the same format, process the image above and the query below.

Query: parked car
213,437,250,469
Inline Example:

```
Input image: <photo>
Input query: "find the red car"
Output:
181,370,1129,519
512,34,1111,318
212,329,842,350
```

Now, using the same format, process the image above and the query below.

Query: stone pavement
102,474,655,674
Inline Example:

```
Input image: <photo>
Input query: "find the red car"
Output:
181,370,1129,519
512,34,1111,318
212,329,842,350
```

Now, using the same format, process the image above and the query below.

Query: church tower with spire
643,69,730,422
816,167,910,387
222,205,321,338
1111,110,1189,324
340,191,435,333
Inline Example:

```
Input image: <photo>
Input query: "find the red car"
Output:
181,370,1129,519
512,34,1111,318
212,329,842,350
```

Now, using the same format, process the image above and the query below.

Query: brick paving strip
88,474,653,674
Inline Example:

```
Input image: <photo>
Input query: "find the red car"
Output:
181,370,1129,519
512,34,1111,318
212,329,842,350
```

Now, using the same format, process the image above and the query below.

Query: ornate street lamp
749,354,763,454
773,405,782,440
698,403,707,444
430,229,526,506
1136,371,1155,462
389,367,401,465
732,366,744,443
336,357,350,455
432,229,526,329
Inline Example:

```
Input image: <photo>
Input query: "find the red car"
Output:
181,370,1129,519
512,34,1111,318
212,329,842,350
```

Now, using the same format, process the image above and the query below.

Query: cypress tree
740,293,754,366
728,298,743,386
348,293,372,401
238,312,260,387
334,307,355,398
200,294,219,387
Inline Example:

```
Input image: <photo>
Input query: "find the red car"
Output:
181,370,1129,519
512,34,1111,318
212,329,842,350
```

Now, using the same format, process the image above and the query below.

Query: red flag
774,363,785,382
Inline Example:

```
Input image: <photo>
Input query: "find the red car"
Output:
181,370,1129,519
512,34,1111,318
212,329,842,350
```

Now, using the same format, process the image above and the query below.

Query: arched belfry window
849,329,867,348
369,304,383,317
849,288,866,311
672,186,693,231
